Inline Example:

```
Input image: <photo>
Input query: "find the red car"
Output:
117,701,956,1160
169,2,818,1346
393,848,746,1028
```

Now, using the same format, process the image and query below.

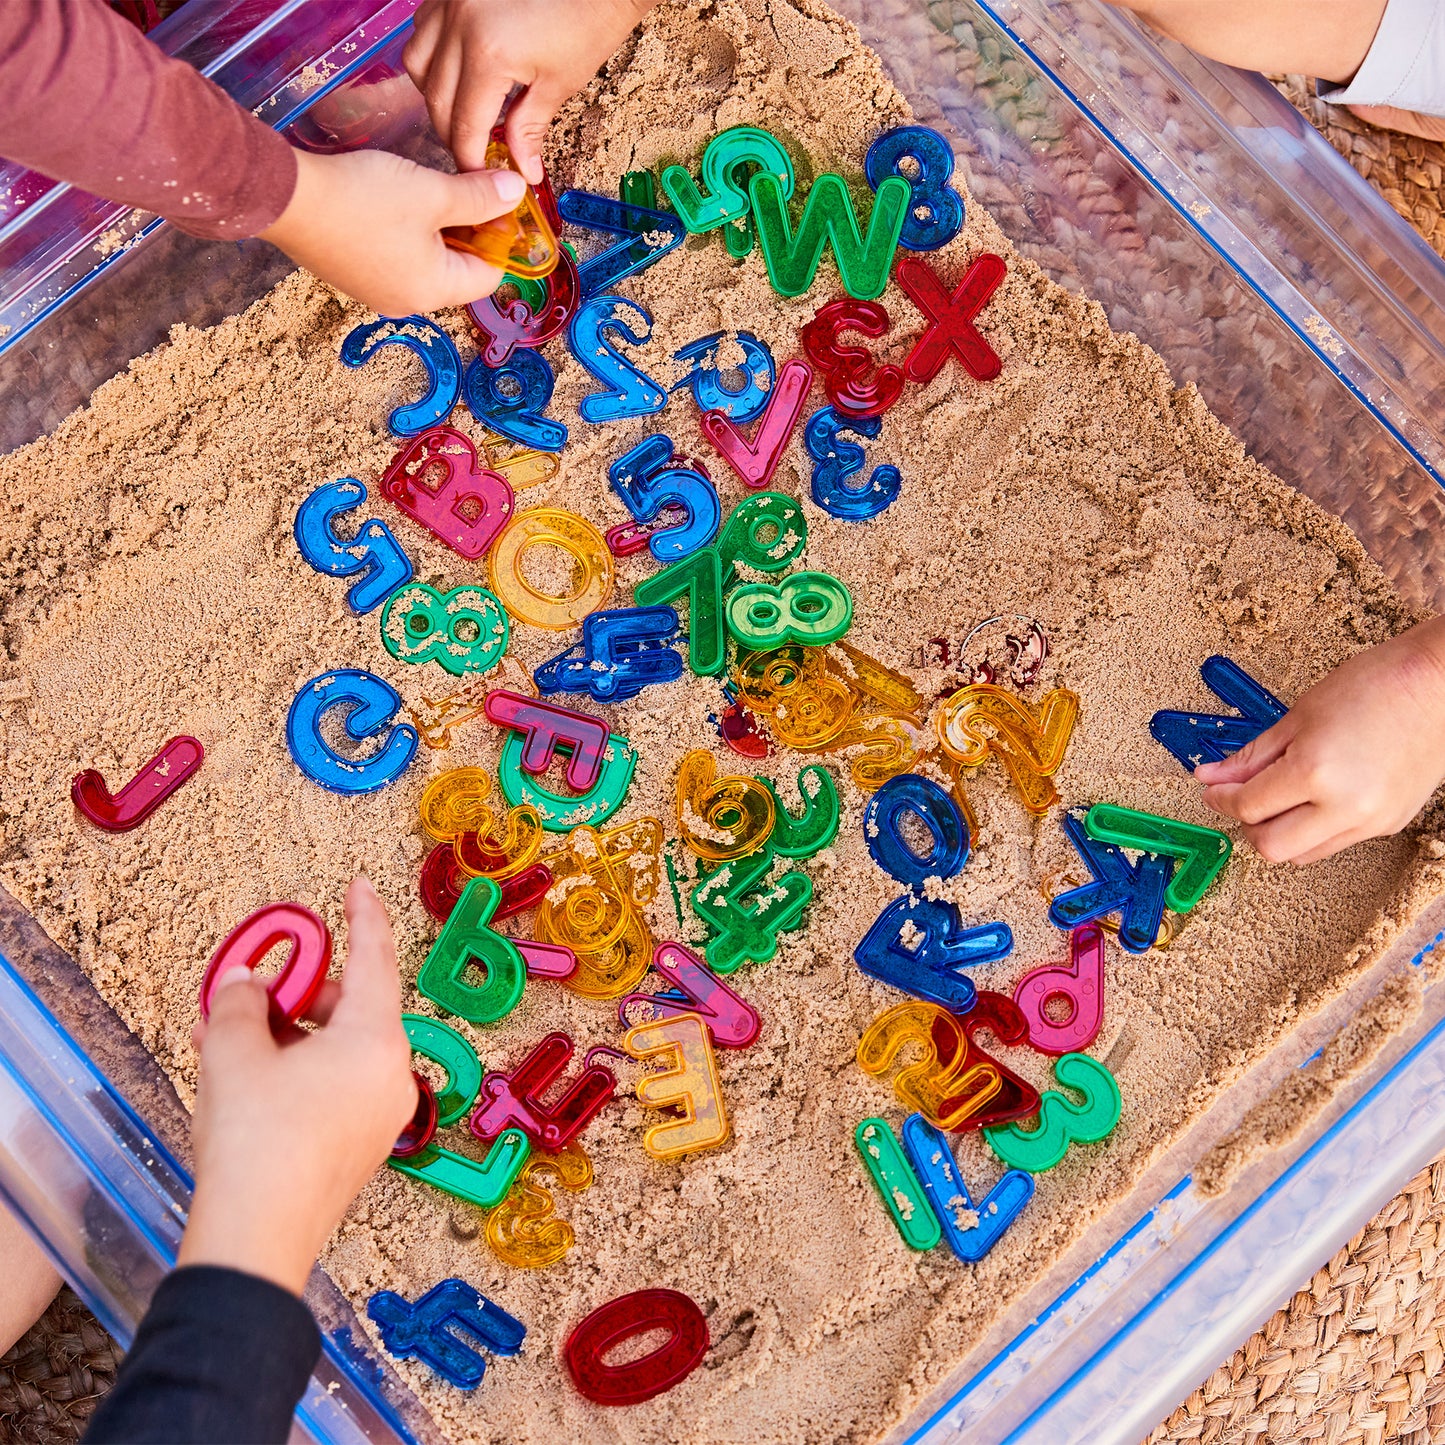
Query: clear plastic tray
1,3,1443,1443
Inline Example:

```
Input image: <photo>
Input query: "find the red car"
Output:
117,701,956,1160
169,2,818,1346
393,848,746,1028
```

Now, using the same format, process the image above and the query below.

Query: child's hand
259,148,524,315
403,0,657,183
177,877,416,1296
1196,619,1445,865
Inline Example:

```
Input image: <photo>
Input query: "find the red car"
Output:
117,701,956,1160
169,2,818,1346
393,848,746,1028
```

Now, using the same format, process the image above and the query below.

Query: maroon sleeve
0,0,298,239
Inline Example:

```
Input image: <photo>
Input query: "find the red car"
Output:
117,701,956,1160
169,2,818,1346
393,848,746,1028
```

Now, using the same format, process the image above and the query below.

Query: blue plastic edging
994,998,1445,1444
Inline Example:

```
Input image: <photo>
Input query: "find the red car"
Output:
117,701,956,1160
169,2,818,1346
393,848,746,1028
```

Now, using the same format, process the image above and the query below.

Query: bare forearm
1102,0,1386,82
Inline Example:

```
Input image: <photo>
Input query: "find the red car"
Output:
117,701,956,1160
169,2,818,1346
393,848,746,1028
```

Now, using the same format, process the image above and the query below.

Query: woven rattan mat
0,1289,116,1444
2,74,1444,1445
1272,74,1445,260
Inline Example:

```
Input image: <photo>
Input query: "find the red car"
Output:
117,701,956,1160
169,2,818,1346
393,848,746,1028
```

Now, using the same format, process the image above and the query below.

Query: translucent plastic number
863,125,964,252
672,331,775,422
557,188,685,298
608,435,720,561
486,1144,593,1268
863,773,970,885
660,126,795,234
534,820,660,999
564,1290,708,1406
759,763,839,858
856,1001,999,1131
567,297,668,424
339,316,461,435
983,1053,1122,1173
441,138,561,277
799,299,903,418
690,842,811,974
462,350,567,452
380,583,509,676
732,644,854,750
938,683,1079,815
634,493,806,675
803,406,901,520
416,875,526,1025
468,244,580,366
419,767,545,883
716,492,808,572
675,748,775,862
489,509,613,630
829,713,929,791
725,571,853,650
293,479,413,614
624,1012,731,1159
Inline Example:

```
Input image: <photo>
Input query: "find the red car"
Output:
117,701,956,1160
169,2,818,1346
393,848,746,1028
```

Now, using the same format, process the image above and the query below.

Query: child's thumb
201,967,276,1069
435,165,528,228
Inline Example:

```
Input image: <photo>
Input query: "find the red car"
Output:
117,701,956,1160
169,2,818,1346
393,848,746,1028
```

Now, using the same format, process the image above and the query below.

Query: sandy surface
1,1,1442,1441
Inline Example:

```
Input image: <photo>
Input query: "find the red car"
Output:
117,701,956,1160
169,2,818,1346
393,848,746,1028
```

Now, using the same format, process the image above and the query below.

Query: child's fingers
504,80,571,184
1193,717,1294,785
333,876,403,1028
1200,753,1310,826
420,39,464,150
450,66,514,172
1241,802,1333,865
401,4,442,91
200,968,277,1073
425,243,506,310
1289,825,1369,867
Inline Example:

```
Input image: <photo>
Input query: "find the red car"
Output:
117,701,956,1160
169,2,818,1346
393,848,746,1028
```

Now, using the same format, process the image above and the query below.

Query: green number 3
381,582,509,676
983,1053,1121,1173
725,571,853,650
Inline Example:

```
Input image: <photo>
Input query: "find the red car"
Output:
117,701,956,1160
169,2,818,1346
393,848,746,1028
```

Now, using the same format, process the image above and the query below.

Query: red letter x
896,254,1006,385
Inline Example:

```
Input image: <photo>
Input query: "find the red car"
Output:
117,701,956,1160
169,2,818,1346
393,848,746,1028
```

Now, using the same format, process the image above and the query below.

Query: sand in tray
1,1,1444,1442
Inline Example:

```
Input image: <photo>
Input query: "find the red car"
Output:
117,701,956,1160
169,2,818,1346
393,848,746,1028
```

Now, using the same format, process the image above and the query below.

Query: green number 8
725,571,853,650
983,1053,1121,1173
381,582,509,676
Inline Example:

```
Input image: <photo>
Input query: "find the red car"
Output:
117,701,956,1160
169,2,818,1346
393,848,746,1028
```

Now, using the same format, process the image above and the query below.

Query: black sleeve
83,1265,321,1445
